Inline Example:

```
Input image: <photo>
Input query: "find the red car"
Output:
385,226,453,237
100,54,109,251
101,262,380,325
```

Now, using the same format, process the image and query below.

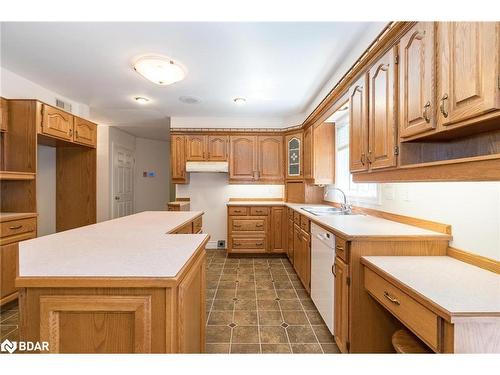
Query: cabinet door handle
440,93,449,118
233,224,242,228
9,225,23,230
335,245,344,251
360,153,366,165
367,150,373,164
69,128,73,137
256,224,263,227
256,242,263,246
75,130,79,138
383,291,401,305
234,243,241,247
331,264,336,276
423,101,431,123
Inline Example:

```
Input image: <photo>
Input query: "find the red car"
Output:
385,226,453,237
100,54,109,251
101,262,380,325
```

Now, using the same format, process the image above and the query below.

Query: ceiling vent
55,98,72,112
179,96,200,104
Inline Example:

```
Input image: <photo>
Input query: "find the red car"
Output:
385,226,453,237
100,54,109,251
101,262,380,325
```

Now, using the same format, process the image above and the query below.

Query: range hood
185,161,229,173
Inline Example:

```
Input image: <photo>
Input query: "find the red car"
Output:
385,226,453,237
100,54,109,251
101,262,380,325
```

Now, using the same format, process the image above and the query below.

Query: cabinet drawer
174,222,193,234
1,218,37,241
335,237,350,263
231,218,267,232
230,236,267,253
299,215,310,232
193,216,203,233
364,267,439,351
250,207,270,216
228,206,248,216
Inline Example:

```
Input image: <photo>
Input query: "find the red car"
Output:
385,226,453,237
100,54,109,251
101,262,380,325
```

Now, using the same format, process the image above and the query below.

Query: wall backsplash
326,182,500,261
176,173,284,249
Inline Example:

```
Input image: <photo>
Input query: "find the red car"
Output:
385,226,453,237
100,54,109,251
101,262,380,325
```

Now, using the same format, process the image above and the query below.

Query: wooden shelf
0,171,36,180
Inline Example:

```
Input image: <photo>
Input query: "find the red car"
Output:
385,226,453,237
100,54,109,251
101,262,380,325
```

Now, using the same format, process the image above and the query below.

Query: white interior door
112,144,134,218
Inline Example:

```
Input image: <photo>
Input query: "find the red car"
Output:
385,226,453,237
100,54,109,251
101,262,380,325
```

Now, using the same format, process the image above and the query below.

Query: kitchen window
332,111,380,204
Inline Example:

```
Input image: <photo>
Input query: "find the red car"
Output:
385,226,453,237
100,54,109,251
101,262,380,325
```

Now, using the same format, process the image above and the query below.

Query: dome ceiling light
233,97,246,105
133,55,186,85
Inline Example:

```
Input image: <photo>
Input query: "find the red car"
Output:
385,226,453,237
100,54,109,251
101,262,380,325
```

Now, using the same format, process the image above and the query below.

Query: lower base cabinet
334,256,349,352
292,221,311,292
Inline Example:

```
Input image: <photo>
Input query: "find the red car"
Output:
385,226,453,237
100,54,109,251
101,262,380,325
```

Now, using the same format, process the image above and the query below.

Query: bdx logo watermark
1,339,49,353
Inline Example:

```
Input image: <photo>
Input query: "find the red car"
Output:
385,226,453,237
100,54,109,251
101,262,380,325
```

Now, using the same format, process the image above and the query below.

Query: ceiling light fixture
133,55,186,85
233,97,246,105
134,96,150,104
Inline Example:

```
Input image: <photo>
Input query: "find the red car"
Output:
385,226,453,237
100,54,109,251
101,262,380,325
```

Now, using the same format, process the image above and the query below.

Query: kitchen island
16,211,209,353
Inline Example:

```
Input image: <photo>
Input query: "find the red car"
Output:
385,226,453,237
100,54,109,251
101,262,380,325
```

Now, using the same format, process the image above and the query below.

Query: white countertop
19,211,208,278
226,201,450,240
362,256,500,318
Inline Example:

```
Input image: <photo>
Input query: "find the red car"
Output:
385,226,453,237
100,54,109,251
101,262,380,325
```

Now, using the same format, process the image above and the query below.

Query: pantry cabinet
171,134,188,184
399,22,436,138
349,75,369,173
368,45,398,170
437,22,500,129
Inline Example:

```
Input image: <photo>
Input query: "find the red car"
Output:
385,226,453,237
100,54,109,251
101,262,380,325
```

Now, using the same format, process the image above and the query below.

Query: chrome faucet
325,187,352,214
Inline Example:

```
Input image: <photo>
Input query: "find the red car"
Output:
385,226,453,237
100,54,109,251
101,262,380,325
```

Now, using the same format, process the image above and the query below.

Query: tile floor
205,249,340,354
0,249,340,355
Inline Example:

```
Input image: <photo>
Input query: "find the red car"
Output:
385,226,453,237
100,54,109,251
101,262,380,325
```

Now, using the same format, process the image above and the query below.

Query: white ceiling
0,22,386,138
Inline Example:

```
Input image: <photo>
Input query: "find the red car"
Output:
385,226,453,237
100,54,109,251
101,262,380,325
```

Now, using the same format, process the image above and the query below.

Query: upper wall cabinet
229,135,256,181
171,134,188,184
0,97,8,132
208,135,229,161
40,104,74,142
257,135,284,182
399,22,436,138
186,134,228,161
73,117,97,148
186,135,207,161
437,22,500,129
368,45,398,170
349,75,369,173
285,133,303,179
304,122,335,185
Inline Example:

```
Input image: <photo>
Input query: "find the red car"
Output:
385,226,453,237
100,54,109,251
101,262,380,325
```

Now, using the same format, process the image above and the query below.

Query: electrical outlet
217,240,226,249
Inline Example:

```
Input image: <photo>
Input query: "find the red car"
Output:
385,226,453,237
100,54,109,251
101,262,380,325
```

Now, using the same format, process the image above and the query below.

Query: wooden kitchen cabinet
73,117,97,147
186,135,207,161
0,97,8,132
349,74,369,173
368,45,398,170
257,135,283,182
40,104,74,142
270,206,286,253
229,135,256,182
437,22,500,129
399,22,437,139
304,122,335,185
293,220,311,292
334,256,349,353
171,134,188,184
0,243,18,304
287,214,294,263
207,135,228,161
285,133,303,179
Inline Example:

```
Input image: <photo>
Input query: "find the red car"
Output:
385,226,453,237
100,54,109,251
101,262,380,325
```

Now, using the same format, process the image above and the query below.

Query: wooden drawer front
230,236,267,253
250,207,270,216
299,215,310,232
228,206,248,216
41,104,74,141
335,237,350,263
293,211,300,224
175,222,193,234
74,117,97,147
231,218,266,232
193,216,202,233
364,267,439,351
1,218,36,240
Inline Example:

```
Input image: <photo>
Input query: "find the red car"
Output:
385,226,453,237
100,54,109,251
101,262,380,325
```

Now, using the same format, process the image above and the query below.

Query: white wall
36,146,56,236
326,182,500,261
1,67,90,235
134,137,170,213
176,173,284,249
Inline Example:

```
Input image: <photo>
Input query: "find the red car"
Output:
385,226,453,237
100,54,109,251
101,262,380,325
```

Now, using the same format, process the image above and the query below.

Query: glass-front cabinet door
286,133,302,179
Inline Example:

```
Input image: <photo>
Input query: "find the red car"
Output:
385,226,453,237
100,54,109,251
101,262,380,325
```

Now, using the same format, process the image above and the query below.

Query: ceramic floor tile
232,326,259,343
261,344,291,354
205,343,230,354
230,344,261,354
291,343,323,353
259,326,288,344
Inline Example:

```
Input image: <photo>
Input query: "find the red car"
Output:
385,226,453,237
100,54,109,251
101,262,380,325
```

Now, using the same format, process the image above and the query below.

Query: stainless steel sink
301,206,354,216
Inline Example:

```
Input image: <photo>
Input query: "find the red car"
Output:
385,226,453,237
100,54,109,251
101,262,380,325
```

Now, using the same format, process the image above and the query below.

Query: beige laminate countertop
226,201,450,240
18,211,208,278
361,256,500,319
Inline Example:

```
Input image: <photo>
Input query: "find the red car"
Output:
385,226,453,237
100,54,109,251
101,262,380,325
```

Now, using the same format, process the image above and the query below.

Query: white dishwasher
310,222,335,334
